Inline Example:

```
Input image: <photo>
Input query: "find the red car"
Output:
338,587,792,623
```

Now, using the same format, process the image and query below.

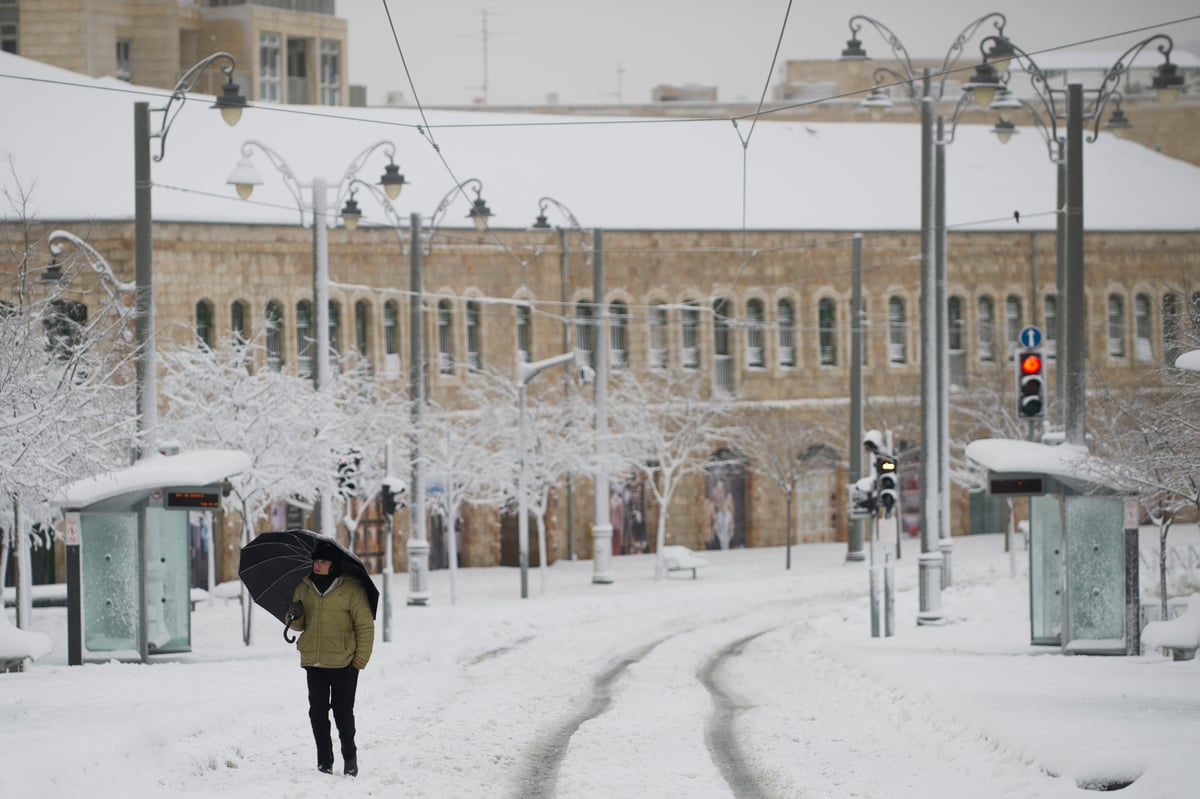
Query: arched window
713,298,733,395
1134,293,1152,362
1044,294,1057,357
437,299,454,375
231,300,248,345
466,300,482,372
610,299,628,370
1164,292,1182,364
681,300,699,370
888,296,907,364
265,300,284,372
383,300,401,376
328,300,342,374
948,295,965,389
516,303,531,364
575,300,595,370
818,297,837,366
777,299,795,367
195,299,214,349
295,299,313,378
1006,295,1023,354
354,299,371,363
978,296,995,362
1107,294,1125,358
745,299,765,368
649,302,668,369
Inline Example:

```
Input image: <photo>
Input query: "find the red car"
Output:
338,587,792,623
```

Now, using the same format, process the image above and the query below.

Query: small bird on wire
1014,210,1021,223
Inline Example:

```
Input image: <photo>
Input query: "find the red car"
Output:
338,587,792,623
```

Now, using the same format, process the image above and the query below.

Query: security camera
863,429,884,454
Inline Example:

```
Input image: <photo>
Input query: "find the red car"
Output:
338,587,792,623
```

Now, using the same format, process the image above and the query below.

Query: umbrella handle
284,624,297,644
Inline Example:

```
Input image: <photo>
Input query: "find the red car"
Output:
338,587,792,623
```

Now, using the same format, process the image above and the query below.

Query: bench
1141,593,1200,661
662,545,707,579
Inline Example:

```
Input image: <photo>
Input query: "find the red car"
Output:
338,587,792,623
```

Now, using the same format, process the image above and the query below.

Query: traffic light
381,480,407,516
336,449,363,500
1017,349,1045,418
875,455,898,518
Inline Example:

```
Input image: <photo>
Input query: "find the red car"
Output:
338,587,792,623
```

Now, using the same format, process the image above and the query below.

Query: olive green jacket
287,575,374,670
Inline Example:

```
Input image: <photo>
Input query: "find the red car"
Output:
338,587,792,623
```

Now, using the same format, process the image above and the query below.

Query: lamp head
861,85,892,121
212,77,247,127
1152,61,1184,105
964,61,1003,109
41,256,64,284
340,192,363,231
468,190,493,232
984,35,1016,74
991,119,1018,144
840,36,867,76
531,212,552,230
379,161,407,200
988,87,1022,125
226,157,262,199
1104,104,1132,138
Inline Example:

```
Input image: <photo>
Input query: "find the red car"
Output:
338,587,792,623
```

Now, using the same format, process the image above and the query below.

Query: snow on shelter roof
1176,349,1200,371
964,438,1137,494
56,449,251,510
2,51,1200,232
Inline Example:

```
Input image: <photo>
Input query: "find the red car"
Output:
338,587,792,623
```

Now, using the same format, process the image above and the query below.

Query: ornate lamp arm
936,13,1008,99
152,52,243,162
1088,34,1175,142
533,196,592,261
847,15,916,82
237,140,308,224
426,178,489,254
936,92,976,147
342,179,408,253
47,230,136,311
332,141,399,215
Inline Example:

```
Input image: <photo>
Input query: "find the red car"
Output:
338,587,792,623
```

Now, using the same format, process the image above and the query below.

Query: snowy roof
3,51,1200,232
1012,48,1200,72
964,438,1137,494
56,449,251,510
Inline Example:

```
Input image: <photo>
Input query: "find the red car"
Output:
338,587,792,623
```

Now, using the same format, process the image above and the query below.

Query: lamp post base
591,523,614,584
406,538,430,606
917,551,945,626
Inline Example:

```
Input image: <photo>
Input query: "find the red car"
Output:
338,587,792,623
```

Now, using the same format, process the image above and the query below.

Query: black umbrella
238,529,380,629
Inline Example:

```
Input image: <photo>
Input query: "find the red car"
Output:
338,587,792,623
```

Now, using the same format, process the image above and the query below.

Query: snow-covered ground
3,531,1199,798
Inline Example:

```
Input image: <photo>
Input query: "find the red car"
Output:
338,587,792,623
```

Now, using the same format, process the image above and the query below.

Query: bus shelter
55,448,250,665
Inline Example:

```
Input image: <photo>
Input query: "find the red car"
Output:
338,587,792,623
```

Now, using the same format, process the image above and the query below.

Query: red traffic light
1020,353,1042,375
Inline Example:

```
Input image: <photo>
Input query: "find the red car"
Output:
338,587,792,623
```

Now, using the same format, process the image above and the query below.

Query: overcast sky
342,0,1200,106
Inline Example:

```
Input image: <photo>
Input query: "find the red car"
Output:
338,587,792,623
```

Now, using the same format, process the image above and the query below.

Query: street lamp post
967,33,1185,447
342,178,493,605
839,12,1009,624
517,352,578,598
531,200,612,584
226,139,402,537
135,53,245,459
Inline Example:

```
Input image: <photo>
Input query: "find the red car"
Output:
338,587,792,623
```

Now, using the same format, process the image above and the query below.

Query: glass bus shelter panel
80,513,138,653
145,506,191,653
1029,493,1063,646
1064,495,1126,649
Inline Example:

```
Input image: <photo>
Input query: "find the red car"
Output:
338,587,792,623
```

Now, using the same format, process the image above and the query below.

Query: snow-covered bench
662,545,707,579
1141,593,1200,661
0,614,53,672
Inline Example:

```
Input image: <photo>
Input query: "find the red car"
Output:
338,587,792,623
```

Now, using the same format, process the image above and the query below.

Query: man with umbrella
284,538,374,777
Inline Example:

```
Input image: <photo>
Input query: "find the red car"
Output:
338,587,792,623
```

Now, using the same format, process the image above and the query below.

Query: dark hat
311,540,341,562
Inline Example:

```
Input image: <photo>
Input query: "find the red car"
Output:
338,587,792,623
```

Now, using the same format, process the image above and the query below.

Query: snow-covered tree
1,176,139,629
738,406,841,569
607,368,734,579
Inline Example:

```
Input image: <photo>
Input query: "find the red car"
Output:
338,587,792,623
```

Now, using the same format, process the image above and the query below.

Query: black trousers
305,665,359,765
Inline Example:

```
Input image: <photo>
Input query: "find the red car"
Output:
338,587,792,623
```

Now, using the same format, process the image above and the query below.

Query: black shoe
344,758,358,777
317,763,333,774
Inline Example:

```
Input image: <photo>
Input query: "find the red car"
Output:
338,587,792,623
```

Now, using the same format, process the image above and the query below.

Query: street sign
1018,325,1043,348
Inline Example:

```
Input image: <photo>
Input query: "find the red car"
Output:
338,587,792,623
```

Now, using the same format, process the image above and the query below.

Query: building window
231,300,248,344
265,300,284,372
713,298,733,395
859,298,868,365
1164,292,1182,364
466,300,482,372
45,300,87,359
681,300,699,370
195,300,214,349
1108,294,1126,358
888,296,907,364
1134,293,1152,362
1044,294,1057,357
115,39,132,82
296,300,313,378
329,300,342,373
1006,295,1023,355
354,299,370,370
745,299,765,368
978,296,995,362
260,32,281,102
575,301,595,370
610,300,628,370
437,300,454,374
777,299,795,367
319,40,340,106
383,300,401,376
948,295,965,389
649,302,668,369
819,297,837,366
516,303,531,364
